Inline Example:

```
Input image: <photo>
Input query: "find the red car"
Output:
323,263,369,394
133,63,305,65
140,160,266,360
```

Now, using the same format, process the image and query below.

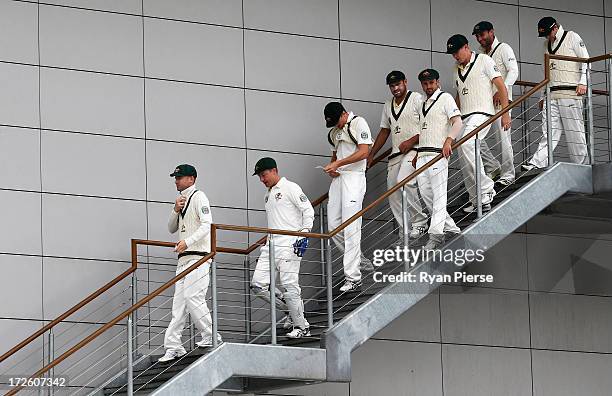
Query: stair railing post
319,206,326,286
586,62,595,164
475,133,483,218
545,81,554,167
211,259,219,348
401,186,411,271
268,234,277,345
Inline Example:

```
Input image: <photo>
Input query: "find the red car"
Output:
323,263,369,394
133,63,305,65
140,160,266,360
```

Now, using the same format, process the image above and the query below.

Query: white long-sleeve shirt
264,177,314,240
168,184,213,260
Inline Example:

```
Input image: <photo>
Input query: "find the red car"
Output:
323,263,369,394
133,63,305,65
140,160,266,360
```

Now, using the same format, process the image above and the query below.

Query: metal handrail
6,52,611,394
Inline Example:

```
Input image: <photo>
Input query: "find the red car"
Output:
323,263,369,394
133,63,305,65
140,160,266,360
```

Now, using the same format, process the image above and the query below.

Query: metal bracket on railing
268,235,277,345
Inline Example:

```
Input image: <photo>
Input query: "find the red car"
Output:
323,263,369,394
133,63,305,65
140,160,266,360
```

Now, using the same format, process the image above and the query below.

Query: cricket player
523,17,589,170
323,102,373,292
414,69,462,249
250,157,314,339
368,70,428,244
159,164,221,363
473,21,519,186
446,34,511,213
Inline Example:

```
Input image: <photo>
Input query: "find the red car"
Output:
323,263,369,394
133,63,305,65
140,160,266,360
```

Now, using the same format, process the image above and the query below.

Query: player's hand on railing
174,196,186,213
175,240,187,253
443,137,453,158
411,155,417,168
501,112,511,130
576,84,587,96
293,237,309,257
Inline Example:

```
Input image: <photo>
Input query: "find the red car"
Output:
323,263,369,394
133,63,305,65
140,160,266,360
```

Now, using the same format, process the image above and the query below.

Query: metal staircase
1,53,611,396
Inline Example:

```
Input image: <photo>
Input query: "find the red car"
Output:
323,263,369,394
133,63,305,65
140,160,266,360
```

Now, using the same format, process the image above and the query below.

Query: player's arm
492,76,511,130
289,186,315,233
176,193,212,253
368,128,390,167
572,32,590,95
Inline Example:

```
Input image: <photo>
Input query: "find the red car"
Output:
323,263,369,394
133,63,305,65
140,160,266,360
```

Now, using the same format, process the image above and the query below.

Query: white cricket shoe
409,225,427,239
286,327,311,339
339,280,361,293
196,334,223,348
158,349,186,363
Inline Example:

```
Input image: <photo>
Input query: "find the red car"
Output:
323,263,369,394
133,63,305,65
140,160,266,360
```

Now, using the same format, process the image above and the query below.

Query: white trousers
457,114,496,205
251,238,306,329
416,155,460,235
387,151,428,235
530,98,588,168
327,172,366,282
480,114,515,181
164,258,213,352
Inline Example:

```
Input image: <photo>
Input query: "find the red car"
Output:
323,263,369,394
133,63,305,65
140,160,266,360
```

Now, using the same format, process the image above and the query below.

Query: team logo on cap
423,71,430,76
447,43,453,49
175,167,180,173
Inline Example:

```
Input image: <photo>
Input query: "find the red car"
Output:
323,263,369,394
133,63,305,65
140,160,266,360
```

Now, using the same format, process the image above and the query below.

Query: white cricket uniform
455,51,501,205
327,112,373,282
416,88,461,235
529,25,589,168
478,37,519,182
251,177,314,329
164,185,214,353
380,92,428,235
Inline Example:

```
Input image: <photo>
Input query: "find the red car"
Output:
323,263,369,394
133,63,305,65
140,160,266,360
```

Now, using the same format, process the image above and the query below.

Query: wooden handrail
8,52,610,393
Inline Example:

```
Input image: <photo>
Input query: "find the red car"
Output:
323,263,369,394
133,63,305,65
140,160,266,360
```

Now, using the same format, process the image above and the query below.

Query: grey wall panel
40,68,145,138
43,0,142,14
0,190,41,255
440,286,531,348
340,41,430,102
519,9,605,65
146,140,247,208
42,194,147,261
527,234,612,296
143,0,242,27
341,100,386,139
530,292,612,353
146,80,245,147
462,233,529,291
244,0,338,39
442,344,532,396
0,127,40,191
339,0,431,50
0,254,42,319
41,131,146,200
245,90,331,156
350,339,443,396
0,0,38,64
244,30,340,97
0,63,39,128
431,0,519,55
431,52,461,101
532,349,612,396
520,0,604,16
144,18,244,86
39,5,143,75
0,319,44,376
373,291,440,343
245,150,330,211
42,257,131,320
